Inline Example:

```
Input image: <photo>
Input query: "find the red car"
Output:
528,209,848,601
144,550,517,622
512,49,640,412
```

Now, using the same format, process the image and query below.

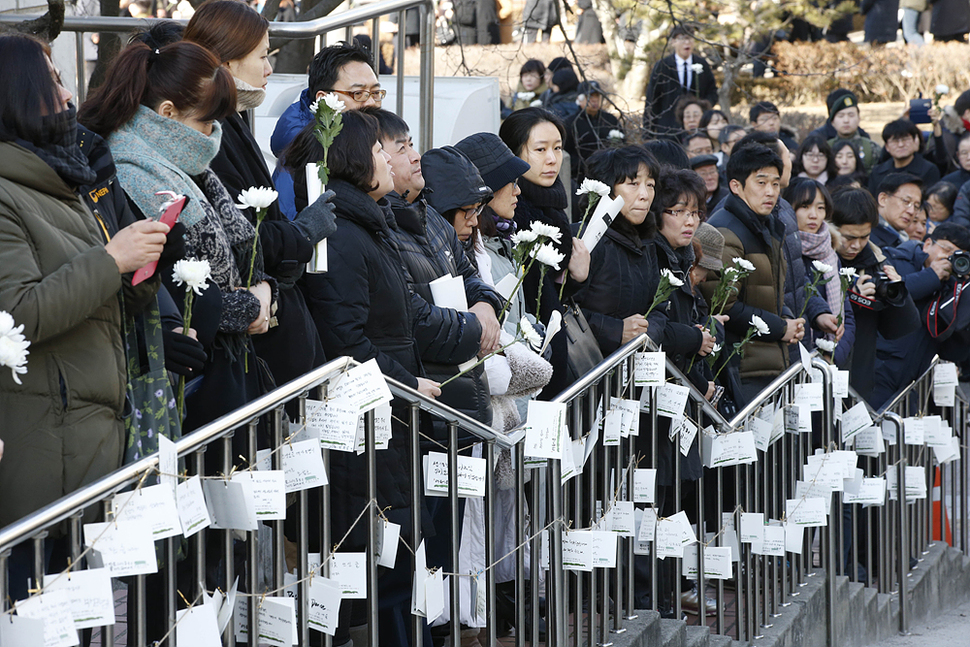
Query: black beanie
454,132,531,193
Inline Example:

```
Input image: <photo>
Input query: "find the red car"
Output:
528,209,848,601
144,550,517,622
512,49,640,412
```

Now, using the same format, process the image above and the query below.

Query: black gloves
293,189,337,244
162,328,207,376
158,221,186,265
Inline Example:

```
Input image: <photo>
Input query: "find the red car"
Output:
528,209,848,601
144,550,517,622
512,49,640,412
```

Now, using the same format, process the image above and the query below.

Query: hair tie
154,48,160,56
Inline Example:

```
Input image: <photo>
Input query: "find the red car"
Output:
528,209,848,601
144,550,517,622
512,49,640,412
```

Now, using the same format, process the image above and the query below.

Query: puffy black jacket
302,179,422,541
386,190,497,430
211,111,326,387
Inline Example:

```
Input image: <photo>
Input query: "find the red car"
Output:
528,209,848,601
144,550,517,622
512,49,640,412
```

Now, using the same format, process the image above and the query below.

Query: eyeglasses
329,88,387,102
663,208,702,220
802,152,826,161
891,193,921,211
459,204,486,220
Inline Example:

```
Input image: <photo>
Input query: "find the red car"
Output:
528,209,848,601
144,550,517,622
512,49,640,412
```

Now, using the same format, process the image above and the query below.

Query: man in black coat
868,119,941,195
565,80,621,187
643,25,718,138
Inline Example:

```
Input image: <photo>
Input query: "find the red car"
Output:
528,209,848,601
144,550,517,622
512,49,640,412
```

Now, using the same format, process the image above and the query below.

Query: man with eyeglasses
868,119,940,197
829,187,919,404
871,222,970,407
271,41,386,218
871,172,924,249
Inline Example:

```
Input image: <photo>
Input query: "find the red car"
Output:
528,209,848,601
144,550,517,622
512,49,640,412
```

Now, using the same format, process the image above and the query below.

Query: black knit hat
454,132,531,193
827,89,859,120
421,146,493,214
547,56,573,73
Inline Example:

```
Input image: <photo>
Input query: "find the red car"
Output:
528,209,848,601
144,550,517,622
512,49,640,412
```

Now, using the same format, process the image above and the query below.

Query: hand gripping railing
0,0,436,150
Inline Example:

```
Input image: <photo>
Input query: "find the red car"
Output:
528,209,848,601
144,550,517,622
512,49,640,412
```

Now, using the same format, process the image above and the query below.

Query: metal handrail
550,333,652,403
875,355,940,418
0,0,436,151
0,352,513,551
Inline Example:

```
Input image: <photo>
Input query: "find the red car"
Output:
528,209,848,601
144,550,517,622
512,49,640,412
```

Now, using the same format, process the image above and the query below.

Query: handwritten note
281,439,328,492
524,401,567,459
176,474,211,538
308,577,342,635
329,359,393,414
233,471,286,520
15,589,78,647
42,568,115,630
112,484,181,540
657,383,690,419
634,351,665,386
305,397,358,452
83,521,158,577
633,469,656,504
330,553,367,599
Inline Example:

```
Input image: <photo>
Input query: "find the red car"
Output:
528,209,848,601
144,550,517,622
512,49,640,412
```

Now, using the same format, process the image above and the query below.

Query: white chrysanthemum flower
733,257,756,272
608,129,625,140
711,342,721,355
750,315,770,336
839,267,858,278
323,92,346,113
519,317,542,350
0,311,29,385
529,221,563,243
691,63,703,74
308,99,319,114
576,178,611,197
815,338,837,353
936,84,950,95
172,259,212,296
812,260,833,274
530,100,543,107
236,186,279,211
661,268,685,287
510,230,539,246
518,91,535,102
529,243,565,271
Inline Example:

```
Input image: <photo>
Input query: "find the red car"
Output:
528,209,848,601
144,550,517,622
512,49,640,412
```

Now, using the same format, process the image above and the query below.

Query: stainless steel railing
0,0,436,151
2,329,967,646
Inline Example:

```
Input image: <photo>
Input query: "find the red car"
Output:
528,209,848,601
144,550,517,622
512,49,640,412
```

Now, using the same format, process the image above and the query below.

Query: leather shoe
680,588,717,616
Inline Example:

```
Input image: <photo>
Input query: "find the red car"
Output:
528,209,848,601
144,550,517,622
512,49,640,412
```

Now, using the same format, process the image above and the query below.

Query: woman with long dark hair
793,133,837,185
184,0,336,388
0,33,171,599
79,41,276,435
284,110,440,645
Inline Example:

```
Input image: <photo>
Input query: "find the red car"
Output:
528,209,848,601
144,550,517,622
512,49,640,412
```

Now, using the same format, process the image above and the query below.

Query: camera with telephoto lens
949,250,970,278
871,271,904,302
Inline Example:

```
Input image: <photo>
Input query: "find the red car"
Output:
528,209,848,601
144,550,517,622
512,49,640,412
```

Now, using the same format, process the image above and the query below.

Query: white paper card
678,417,698,456
234,471,287,520
761,525,786,556
562,531,593,571
83,521,158,577
281,438,328,492
308,577,342,635
657,383,690,419
854,426,885,457
637,507,658,544
355,402,392,454
256,597,297,646
903,418,924,445
157,433,178,499
0,615,46,647
749,416,772,453
740,513,764,544
176,603,222,647
15,589,78,647
608,501,636,537
330,553,367,599
424,569,445,622
795,383,824,412
704,546,734,579
112,484,182,540
411,541,428,616
634,352,665,386
785,498,827,527
524,401,567,459
494,273,519,301
202,479,257,531
655,518,684,559
633,469,657,504
330,359,393,414
589,531,619,568
377,520,402,569
41,568,115,630
429,274,469,312
306,398,358,452
841,402,872,443
176,474,211,538
785,523,805,554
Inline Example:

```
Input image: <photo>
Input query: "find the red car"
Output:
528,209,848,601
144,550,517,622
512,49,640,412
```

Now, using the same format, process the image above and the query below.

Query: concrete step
659,617,687,647
610,609,662,647
707,635,738,647
684,624,711,647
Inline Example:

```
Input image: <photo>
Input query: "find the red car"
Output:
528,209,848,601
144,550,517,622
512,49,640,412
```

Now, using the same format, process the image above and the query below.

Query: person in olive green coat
0,35,168,580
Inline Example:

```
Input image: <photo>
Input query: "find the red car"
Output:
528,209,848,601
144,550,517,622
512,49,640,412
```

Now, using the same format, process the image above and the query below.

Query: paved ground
877,597,970,647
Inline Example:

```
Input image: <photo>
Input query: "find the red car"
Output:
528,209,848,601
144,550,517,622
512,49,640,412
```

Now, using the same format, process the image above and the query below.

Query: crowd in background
6,4,970,646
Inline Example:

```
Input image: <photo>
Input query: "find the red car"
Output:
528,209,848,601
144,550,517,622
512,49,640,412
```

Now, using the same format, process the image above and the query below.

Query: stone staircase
612,542,970,647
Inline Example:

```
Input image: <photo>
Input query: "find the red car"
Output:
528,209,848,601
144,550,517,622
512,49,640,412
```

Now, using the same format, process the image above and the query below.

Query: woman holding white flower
0,34,174,596
185,0,337,388
81,41,278,433
499,107,591,324
785,178,855,364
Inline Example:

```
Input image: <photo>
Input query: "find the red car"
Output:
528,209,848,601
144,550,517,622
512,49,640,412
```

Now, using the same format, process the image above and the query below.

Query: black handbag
561,300,604,383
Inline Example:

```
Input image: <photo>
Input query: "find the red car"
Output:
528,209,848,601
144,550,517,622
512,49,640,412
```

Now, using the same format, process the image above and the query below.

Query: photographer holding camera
830,187,920,404
871,222,970,407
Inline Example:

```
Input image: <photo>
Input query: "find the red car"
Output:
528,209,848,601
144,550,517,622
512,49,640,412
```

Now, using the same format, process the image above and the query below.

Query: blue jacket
800,253,856,367
270,88,315,220
872,240,970,407
869,221,903,250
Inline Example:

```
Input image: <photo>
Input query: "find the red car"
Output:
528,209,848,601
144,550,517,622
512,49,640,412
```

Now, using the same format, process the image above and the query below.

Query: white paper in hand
429,274,469,311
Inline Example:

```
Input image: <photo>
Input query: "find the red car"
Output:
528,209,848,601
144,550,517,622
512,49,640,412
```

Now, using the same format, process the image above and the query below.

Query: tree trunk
590,0,621,76
88,0,121,91
621,23,653,107
0,0,65,40
272,0,345,74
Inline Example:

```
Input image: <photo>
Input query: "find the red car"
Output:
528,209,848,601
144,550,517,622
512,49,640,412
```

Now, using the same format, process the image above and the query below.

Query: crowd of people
4,7,970,646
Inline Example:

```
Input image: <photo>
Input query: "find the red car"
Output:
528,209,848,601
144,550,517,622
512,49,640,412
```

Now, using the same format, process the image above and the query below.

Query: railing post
418,1,435,152
409,402,424,647
886,412,910,635
447,421,460,647
366,409,380,647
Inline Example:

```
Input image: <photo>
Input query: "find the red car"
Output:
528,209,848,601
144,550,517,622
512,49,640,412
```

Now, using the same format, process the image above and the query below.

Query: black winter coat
867,154,941,197
386,191,496,430
838,242,920,404
210,111,326,387
651,233,705,484
931,0,970,38
564,109,621,183
862,0,900,43
643,54,718,137
302,179,424,544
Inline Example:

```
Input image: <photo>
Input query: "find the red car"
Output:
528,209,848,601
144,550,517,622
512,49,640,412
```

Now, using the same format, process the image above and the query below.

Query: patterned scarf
798,220,842,316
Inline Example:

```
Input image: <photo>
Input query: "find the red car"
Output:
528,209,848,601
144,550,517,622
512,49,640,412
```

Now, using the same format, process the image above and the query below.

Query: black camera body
849,270,906,311
949,250,970,278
